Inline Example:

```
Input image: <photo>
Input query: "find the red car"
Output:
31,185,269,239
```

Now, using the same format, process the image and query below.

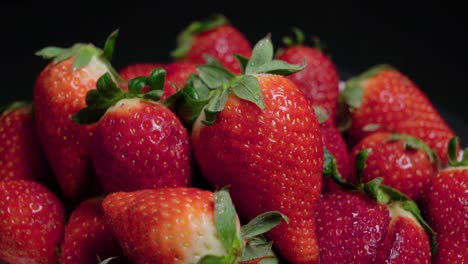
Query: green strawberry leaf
197,65,236,89
35,47,69,59
241,240,276,262
362,123,382,132
446,136,468,166
362,177,390,204
282,27,305,47
342,78,363,109
313,106,329,124
172,14,228,59
148,67,166,92
102,30,119,61
231,75,265,110
198,255,231,264
0,101,31,115
386,133,436,163
214,187,243,256
128,76,148,93
246,37,274,74
203,87,230,125
253,59,306,76
204,54,225,68
322,147,338,177
241,211,288,240
233,54,249,74
355,148,371,185
97,256,117,264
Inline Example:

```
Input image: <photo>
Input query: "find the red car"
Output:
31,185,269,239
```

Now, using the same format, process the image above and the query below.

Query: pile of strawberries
0,14,466,264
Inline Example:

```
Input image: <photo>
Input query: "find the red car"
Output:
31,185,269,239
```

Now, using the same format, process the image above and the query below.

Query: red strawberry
118,62,164,80
317,150,434,263
340,65,456,164
171,15,252,74
277,29,340,124
316,107,349,192
348,132,437,203
73,69,192,193
34,31,120,199
425,137,468,263
102,187,286,263
0,180,64,264
60,197,129,264
186,37,323,263
0,101,49,182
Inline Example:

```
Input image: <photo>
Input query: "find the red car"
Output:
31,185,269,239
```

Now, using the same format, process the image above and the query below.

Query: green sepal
362,123,383,132
355,148,371,185
386,133,437,163
172,14,228,59
213,187,243,258
198,255,232,264
313,106,329,124
102,30,118,61
379,185,438,256
241,237,277,263
241,211,288,240
282,27,305,47
0,101,32,115
362,177,390,204
231,75,265,110
447,136,468,166
203,87,230,125
204,54,226,69
197,65,236,89
97,256,118,264
323,147,356,190
233,54,249,74
73,68,167,124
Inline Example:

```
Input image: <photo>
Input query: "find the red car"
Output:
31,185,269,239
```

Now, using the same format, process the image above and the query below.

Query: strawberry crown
0,101,32,115
323,148,437,256
72,68,168,124
282,27,327,51
385,133,437,164
171,14,229,60
171,36,305,128
36,30,121,81
447,136,468,166
200,186,288,263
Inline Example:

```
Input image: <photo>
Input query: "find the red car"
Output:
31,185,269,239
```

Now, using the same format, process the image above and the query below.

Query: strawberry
425,137,468,263
171,14,252,74
119,61,197,100
316,107,349,192
277,29,340,124
0,180,64,264
317,150,435,263
184,37,323,263
340,65,456,164
73,68,192,193
102,187,287,263
118,62,164,81
348,132,437,203
59,197,129,264
34,31,120,199
0,101,49,182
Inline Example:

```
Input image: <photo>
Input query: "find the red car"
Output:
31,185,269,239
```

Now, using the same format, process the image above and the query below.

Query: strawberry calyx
385,133,438,163
72,68,166,124
313,106,330,124
447,136,468,166
36,30,121,80
324,148,437,255
0,101,32,115
171,14,228,60
172,36,305,127
200,187,288,264
282,27,305,47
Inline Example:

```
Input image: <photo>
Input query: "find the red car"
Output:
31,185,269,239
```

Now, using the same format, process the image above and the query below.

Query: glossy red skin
192,74,323,264
102,188,217,263
0,180,64,264
91,99,191,193
183,25,252,74
426,167,468,263
277,45,340,124
374,215,431,264
320,120,349,192
34,57,104,199
119,61,197,100
348,132,436,203
60,197,129,264
316,191,390,263
347,68,455,164
118,62,164,80
0,105,48,181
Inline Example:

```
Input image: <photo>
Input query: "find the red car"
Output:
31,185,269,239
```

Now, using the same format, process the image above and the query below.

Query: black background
1,2,467,139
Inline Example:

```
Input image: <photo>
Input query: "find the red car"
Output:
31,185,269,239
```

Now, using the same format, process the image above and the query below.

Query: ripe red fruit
59,197,129,264
341,65,456,164
102,187,286,263
348,132,436,203
187,37,323,263
73,69,192,193
277,29,340,123
172,15,252,74
0,180,64,264
425,137,468,263
118,62,164,81
0,101,49,182
34,31,120,199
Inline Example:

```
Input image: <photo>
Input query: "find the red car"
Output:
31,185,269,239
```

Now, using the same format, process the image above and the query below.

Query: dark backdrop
1,2,467,139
